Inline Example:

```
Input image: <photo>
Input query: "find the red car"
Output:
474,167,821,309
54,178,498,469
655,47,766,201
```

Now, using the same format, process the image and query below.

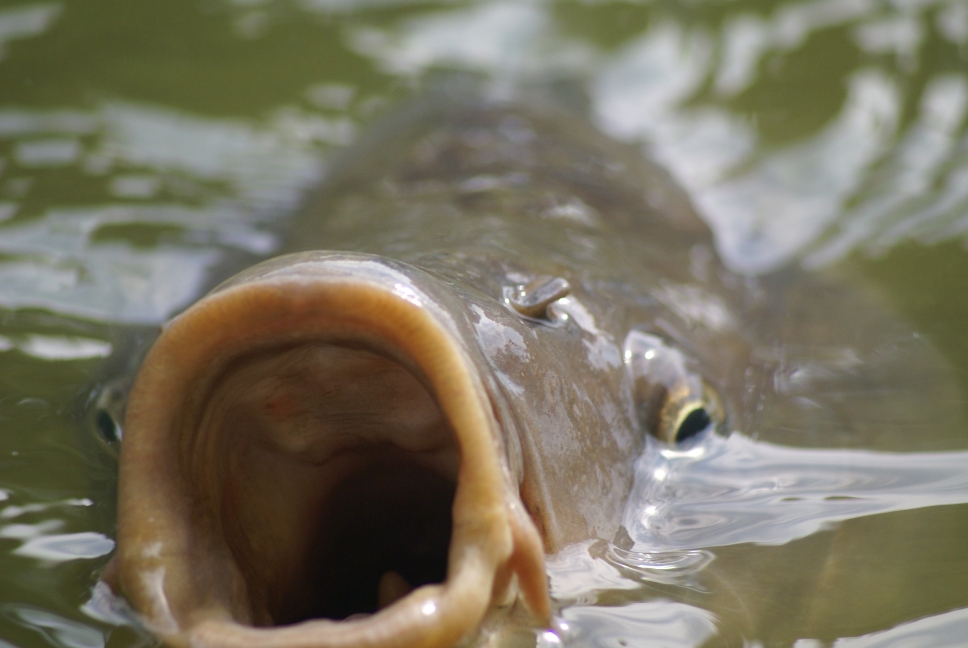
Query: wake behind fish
622,431,968,552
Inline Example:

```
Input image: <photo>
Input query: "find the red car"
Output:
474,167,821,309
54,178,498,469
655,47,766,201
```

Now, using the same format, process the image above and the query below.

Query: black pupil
96,410,119,443
676,407,710,443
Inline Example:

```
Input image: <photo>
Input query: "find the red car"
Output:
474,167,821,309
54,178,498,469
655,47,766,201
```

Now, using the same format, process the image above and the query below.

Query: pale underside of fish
104,88,965,648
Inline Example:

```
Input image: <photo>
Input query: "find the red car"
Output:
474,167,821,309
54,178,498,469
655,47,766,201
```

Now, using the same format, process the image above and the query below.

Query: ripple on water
624,432,968,551
1,606,103,648
544,601,718,648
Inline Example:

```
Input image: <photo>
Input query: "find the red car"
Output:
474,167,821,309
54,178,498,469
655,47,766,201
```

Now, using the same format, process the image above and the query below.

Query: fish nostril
509,276,571,319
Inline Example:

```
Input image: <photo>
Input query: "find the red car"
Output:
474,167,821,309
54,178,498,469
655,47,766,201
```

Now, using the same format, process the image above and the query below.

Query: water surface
1,0,968,646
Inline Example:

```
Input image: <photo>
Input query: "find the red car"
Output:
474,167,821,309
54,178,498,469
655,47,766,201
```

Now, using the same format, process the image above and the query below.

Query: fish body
109,91,964,647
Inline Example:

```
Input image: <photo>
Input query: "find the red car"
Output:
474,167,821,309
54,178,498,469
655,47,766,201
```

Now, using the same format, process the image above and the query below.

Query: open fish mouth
112,252,548,648
207,341,459,623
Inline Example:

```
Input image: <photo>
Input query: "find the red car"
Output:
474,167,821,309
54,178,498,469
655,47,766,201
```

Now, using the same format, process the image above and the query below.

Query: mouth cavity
206,341,460,625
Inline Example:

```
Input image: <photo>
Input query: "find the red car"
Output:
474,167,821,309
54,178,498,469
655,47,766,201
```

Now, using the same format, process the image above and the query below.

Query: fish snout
112,252,549,648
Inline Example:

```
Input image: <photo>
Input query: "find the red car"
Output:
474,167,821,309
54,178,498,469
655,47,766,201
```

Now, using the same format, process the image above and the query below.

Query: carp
104,89,963,647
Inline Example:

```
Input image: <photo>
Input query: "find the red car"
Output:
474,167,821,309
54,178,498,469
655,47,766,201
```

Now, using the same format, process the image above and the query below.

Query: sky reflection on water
0,0,966,318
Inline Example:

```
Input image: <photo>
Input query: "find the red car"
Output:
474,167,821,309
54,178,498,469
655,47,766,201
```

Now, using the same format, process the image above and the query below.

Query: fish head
108,98,744,648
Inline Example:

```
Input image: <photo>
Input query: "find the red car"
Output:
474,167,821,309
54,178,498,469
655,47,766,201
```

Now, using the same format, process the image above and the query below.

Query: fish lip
115,252,547,647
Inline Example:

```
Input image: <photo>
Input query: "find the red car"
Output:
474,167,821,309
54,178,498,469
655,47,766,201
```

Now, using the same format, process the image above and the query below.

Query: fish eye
95,408,120,444
623,330,724,445
89,381,127,453
653,388,721,445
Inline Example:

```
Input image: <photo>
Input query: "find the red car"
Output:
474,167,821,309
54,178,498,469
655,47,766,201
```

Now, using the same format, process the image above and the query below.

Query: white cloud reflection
13,138,81,167
714,13,770,96
589,3,968,274
0,110,98,138
592,21,713,141
0,498,113,564
0,246,221,324
98,102,322,214
299,0,463,14
937,0,968,44
807,74,968,265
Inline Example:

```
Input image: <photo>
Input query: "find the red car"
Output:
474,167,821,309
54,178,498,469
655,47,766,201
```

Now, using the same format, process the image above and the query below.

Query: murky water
1,0,967,646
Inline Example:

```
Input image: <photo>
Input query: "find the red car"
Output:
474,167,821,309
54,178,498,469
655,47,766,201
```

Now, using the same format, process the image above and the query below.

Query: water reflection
0,3,61,61
13,532,114,563
2,606,102,648
546,601,718,648
347,1,594,80
808,73,968,265
334,0,968,273
0,103,323,322
0,496,113,564
542,431,968,645
0,334,111,360
0,0,965,323
938,1,968,44
586,1,968,273
694,69,900,272
833,606,968,648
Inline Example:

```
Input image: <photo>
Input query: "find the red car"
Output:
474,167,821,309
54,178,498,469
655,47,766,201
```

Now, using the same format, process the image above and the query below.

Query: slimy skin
108,93,965,647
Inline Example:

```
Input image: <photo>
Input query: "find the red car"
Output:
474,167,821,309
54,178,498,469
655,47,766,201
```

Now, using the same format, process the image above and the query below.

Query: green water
1,0,967,646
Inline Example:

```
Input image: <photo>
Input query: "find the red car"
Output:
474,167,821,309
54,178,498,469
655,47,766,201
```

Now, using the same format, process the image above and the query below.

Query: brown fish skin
110,92,964,647
281,97,754,549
